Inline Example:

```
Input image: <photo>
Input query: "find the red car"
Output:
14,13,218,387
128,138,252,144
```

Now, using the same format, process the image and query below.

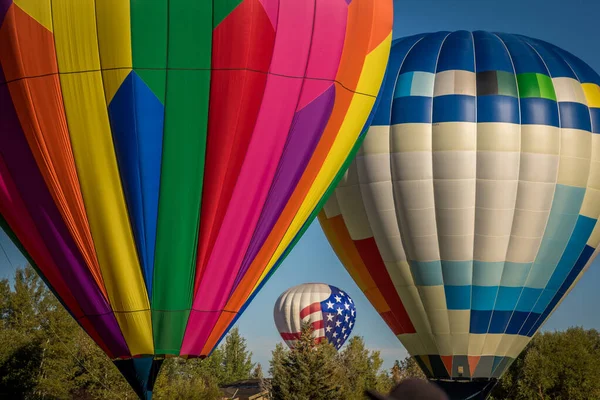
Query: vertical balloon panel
147,0,212,356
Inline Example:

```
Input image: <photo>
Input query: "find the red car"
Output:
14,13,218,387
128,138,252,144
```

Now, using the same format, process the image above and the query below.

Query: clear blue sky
1,0,600,371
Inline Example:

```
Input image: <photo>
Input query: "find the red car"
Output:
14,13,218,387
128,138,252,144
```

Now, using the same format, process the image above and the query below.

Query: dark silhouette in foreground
366,378,449,400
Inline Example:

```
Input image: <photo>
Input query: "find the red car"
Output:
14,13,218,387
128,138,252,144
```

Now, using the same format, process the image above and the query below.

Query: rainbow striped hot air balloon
319,31,600,399
0,0,392,397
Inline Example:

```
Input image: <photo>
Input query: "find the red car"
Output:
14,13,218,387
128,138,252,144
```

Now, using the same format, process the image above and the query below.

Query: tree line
0,265,257,399
1,265,599,399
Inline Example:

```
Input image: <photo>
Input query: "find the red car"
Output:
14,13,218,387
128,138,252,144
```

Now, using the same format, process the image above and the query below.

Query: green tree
220,327,255,384
338,336,392,399
153,358,222,400
252,363,264,379
0,278,11,325
391,356,427,384
270,323,344,400
0,266,64,397
491,327,600,400
200,346,226,385
268,342,288,398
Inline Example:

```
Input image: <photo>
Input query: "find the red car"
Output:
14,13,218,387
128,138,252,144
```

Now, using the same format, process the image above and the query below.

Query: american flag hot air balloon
274,283,357,350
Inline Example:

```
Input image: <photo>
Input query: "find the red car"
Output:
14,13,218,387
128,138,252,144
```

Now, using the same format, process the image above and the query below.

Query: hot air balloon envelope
319,30,600,399
0,0,393,397
274,283,357,349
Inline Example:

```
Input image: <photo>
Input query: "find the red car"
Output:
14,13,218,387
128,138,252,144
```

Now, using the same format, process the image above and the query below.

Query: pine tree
252,362,264,379
268,343,288,397
392,356,427,382
338,336,392,399
153,358,222,400
221,327,255,384
270,322,343,400
391,360,402,384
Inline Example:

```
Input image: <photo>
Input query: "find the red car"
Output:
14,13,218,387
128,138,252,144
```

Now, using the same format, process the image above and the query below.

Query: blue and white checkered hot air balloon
274,283,357,350
318,31,600,399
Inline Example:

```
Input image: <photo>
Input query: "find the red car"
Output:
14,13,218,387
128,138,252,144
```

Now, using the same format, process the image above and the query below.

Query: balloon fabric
319,30,600,397
274,283,357,350
0,1,393,397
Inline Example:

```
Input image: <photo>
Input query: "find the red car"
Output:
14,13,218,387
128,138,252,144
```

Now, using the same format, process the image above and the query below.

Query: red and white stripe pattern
279,301,326,343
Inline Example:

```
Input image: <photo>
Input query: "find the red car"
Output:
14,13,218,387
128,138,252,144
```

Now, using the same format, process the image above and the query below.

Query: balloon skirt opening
432,378,498,400
114,357,164,400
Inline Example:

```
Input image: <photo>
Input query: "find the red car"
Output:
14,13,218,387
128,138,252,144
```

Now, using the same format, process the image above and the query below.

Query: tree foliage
490,327,600,400
269,323,344,400
252,363,264,380
153,358,222,400
0,265,254,400
0,266,134,399
390,356,427,384
269,324,397,400
338,336,393,399
221,327,255,384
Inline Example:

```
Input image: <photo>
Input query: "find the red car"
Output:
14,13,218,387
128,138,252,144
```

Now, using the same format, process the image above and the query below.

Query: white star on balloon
326,326,332,332
344,302,350,310
345,315,350,322
326,301,334,309
333,332,338,338
334,295,342,303
348,298,353,304
349,322,353,328
341,327,346,333
335,320,341,327
326,313,334,321
351,309,355,316
336,307,343,315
